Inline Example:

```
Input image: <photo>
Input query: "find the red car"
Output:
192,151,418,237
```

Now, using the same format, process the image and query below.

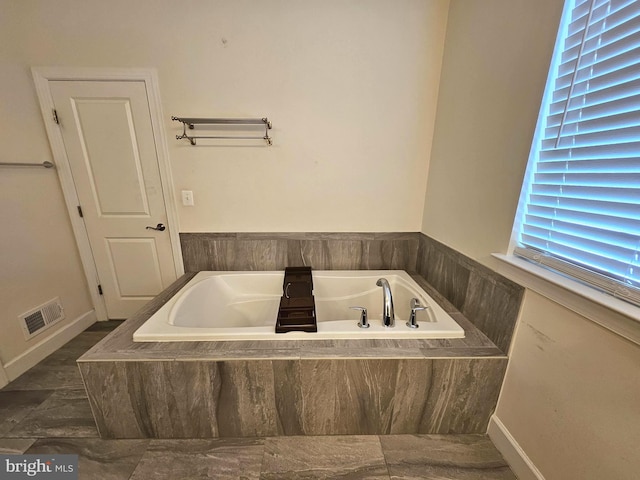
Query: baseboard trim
488,415,545,480
0,364,8,389
4,310,96,382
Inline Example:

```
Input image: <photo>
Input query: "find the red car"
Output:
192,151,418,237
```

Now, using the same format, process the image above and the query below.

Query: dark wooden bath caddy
275,266,318,333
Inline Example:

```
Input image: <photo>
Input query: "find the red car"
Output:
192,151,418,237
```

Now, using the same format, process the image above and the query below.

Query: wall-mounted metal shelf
171,116,273,145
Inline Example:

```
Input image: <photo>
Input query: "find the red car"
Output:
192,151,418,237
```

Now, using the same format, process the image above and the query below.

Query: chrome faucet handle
350,306,369,328
407,298,428,329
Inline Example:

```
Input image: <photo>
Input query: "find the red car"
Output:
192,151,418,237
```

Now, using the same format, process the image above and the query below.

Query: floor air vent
19,297,65,340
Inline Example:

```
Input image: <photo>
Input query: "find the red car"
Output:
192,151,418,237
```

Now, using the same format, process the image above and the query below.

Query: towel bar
0,161,55,168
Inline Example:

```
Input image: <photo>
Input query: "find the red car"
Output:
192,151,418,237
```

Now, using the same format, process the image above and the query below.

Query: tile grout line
377,434,393,480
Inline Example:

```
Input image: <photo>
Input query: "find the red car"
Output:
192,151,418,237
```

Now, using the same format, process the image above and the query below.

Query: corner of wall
488,415,545,480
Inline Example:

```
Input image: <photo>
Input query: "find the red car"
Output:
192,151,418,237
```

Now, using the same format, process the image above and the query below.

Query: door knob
146,223,166,231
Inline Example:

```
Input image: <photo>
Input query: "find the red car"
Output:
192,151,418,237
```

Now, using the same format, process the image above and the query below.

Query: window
513,0,640,306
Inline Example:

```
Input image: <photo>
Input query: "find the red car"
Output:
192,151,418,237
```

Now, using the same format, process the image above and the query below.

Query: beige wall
5,0,449,234
0,5,94,367
421,0,563,263
496,291,640,479
425,1,640,479
167,0,449,232
0,168,93,365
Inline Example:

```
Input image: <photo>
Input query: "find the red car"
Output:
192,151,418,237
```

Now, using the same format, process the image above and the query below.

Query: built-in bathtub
133,270,465,342
79,234,520,439
79,271,509,438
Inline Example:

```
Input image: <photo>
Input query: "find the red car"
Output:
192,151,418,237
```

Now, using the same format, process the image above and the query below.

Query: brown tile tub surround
180,232,420,272
416,234,524,353
180,232,524,353
80,358,506,439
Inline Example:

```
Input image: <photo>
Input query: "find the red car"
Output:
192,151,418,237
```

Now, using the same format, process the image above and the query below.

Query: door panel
50,80,176,319
74,98,150,216
105,238,164,297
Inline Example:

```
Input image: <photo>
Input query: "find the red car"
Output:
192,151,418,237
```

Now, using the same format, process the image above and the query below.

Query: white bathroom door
49,80,177,319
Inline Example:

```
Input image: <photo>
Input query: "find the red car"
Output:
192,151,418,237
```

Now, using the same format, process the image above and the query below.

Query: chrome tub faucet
376,278,395,327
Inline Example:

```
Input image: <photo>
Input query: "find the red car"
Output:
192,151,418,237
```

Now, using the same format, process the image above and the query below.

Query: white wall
424,1,640,479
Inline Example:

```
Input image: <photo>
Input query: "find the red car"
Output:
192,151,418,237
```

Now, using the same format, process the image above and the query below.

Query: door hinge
98,285,103,295
52,109,59,124
77,206,83,218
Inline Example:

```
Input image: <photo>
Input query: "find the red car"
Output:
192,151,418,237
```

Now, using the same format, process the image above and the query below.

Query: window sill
492,254,640,347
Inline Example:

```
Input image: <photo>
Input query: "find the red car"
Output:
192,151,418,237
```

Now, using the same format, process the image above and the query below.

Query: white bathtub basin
133,270,465,341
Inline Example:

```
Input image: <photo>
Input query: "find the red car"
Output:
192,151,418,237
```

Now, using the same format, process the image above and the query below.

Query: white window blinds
514,0,640,306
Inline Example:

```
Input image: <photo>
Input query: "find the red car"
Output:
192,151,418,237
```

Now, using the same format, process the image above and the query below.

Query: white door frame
32,67,184,320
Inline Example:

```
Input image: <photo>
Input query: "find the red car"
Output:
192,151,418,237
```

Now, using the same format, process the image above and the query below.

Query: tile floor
0,322,517,479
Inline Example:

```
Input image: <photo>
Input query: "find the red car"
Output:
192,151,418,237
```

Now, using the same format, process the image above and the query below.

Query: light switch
181,190,194,206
